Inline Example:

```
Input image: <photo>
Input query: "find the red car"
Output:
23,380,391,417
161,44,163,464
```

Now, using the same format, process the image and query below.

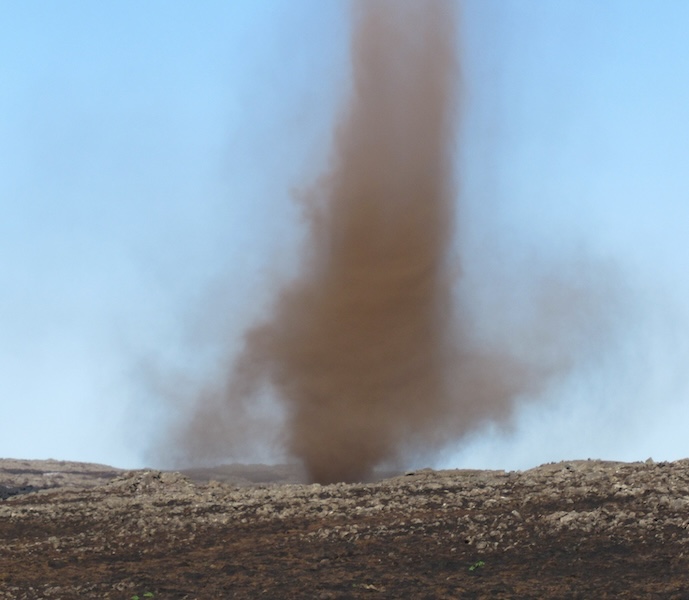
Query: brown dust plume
251,0,460,483
157,0,620,483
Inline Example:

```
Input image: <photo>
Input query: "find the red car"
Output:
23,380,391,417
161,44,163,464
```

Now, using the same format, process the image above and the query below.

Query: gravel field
2,458,689,598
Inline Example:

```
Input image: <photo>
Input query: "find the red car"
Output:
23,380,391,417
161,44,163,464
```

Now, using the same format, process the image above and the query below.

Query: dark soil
1,458,689,599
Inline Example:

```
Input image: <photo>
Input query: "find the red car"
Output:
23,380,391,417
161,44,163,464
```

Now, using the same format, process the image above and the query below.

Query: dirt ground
2,457,689,599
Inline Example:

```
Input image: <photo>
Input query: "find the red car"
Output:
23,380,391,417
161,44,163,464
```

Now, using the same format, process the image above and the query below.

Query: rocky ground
2,457,689,599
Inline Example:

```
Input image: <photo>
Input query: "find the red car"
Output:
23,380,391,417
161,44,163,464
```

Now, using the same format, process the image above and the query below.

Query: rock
2,458,689,597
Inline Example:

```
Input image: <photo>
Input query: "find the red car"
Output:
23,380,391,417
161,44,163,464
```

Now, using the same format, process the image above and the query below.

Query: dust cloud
155,0,622,483
249,1,461,483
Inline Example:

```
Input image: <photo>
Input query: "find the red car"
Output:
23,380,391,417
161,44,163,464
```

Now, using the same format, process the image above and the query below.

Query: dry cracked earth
2,457,689,599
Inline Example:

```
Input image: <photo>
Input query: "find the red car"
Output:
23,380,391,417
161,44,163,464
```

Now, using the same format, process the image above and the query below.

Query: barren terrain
2,457,689,599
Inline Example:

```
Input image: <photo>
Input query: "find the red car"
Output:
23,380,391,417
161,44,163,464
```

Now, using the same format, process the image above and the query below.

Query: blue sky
2,1,688,469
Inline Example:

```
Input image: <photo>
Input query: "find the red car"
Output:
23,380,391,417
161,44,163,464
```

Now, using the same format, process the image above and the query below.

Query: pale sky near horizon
2,1,689,470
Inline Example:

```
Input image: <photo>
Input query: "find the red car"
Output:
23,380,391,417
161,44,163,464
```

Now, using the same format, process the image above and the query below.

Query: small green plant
469,560,485,572
131,593,154,600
